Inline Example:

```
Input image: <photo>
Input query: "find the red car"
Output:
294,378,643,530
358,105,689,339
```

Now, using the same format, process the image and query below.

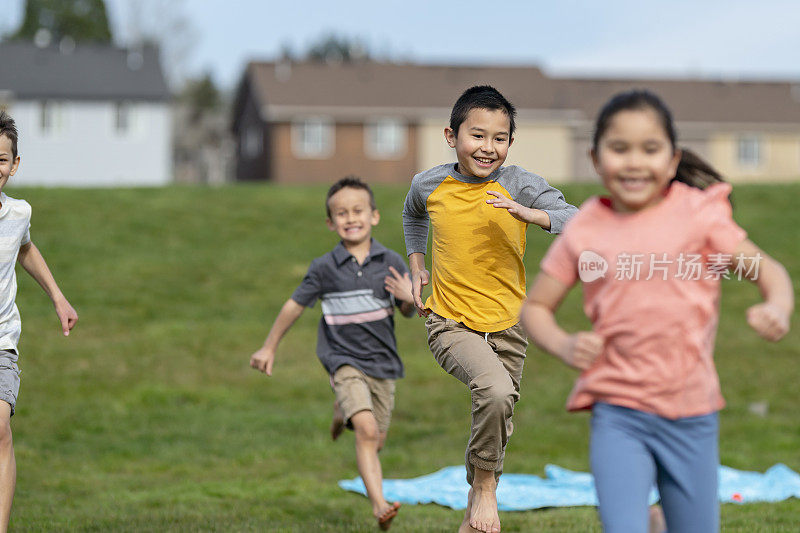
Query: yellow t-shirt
402,163,576,332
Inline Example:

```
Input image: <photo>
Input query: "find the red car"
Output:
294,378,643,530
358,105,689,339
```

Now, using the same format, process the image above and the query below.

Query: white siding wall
7,100,171,186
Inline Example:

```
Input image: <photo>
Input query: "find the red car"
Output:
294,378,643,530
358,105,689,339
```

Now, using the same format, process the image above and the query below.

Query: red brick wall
270,122,417,184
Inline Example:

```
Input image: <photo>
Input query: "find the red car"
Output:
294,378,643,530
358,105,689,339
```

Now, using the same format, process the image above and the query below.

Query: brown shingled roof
552,77,800,123
243,60,800,124
247,60,559,111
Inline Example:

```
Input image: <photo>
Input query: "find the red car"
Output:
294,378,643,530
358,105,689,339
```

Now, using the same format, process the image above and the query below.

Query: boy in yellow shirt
402,86,577,533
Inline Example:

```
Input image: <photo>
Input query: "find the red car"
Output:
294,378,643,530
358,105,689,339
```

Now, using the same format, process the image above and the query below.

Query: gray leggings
590,402,719,533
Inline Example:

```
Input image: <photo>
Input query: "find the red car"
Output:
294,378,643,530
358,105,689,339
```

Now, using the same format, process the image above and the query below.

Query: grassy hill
6,182,800,531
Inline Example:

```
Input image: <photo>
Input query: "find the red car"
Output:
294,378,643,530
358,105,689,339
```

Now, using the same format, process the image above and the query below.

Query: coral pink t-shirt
540,182,747,419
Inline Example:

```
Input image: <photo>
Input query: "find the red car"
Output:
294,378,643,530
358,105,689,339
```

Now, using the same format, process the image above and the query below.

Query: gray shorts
0,350,20,416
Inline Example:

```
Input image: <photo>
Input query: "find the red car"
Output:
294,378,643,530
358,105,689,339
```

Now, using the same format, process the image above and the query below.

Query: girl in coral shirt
521,89,793,533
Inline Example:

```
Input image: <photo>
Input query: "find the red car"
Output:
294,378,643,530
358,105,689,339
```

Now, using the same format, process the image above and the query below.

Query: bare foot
330,401,345,441
459,488,481,533
469,484,500,533
648,505,666,533
376,501,400,530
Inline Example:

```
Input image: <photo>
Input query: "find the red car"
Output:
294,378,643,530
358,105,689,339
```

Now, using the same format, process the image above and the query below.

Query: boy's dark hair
325,175,376,218
450,85,517,137
592,89,725,190
0,111,18,160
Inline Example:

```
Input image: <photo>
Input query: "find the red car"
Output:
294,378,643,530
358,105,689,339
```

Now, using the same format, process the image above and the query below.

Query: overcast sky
5,0,800,90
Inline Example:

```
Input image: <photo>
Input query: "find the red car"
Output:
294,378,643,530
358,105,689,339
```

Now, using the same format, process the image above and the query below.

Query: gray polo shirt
291,239,409,380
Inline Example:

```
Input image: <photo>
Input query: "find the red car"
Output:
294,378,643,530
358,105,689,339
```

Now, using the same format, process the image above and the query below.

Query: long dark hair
592,89,725,190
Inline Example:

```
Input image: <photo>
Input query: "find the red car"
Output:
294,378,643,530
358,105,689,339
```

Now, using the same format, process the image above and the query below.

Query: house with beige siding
231,60,800,184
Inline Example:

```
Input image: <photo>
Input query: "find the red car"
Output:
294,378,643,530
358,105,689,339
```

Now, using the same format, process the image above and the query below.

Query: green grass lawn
5,182,800,531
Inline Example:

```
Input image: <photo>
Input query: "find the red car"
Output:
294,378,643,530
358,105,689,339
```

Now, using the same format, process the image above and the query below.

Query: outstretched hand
384,266,413,304
486,190,538,223
54,298,78,337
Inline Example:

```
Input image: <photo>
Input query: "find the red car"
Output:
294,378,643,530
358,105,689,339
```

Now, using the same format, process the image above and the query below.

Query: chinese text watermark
578,251,761,283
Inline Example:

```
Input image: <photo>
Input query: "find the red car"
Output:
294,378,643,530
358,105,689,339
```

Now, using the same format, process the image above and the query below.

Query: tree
306,33,369,64
123,0,195,89
180,73,221,122
11,0,113,43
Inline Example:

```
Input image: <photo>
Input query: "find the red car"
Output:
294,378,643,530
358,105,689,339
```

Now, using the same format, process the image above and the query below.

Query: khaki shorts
332,365,395,433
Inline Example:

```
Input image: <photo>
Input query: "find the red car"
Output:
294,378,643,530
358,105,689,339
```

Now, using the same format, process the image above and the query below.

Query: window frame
291,117,335,159
364,117,407,160
737,134,762,167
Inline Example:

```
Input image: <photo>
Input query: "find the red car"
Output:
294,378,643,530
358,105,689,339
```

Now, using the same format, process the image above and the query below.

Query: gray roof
0,41,170,101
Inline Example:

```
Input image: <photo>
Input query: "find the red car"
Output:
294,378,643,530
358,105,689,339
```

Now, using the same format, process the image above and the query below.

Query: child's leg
459,487,479,533
590,403,656,533
648,505,667,533
651,412,719,533
469,467,500,533
486,322,527,480
328,375,344,441
0,351,18,533
332,366,399,529
427,315,519,483
426,315,518,533
330,400,345,441
350,411,399,529
0,403,14,533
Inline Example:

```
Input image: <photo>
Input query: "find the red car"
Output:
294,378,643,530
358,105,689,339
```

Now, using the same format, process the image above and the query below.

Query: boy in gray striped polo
249,176,414,530
0,112,78,531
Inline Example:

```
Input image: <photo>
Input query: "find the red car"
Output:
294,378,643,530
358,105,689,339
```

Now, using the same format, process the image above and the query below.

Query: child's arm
520,272,603,370
733,239,793,341
17,242,78,336
384,266,415,317
408,252,430,316
249,299,306,376
485,191,553,229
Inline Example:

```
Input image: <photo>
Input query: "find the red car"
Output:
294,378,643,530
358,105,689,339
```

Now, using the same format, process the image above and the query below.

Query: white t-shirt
0,192,31,351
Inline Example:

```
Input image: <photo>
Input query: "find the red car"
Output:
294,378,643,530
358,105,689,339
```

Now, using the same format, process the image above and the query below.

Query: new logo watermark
578,251,608,282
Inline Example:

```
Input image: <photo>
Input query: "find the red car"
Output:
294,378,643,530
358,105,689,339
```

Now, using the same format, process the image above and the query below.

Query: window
116,101,132,133
40,100,66,134
242,126,262,158
292,118,334,158
365,118,407,159
737,135,761,167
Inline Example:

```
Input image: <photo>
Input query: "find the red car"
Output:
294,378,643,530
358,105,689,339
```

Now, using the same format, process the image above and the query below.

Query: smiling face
0,135,20,192
445,108,513,179
592,108,681,213
325,186,379,247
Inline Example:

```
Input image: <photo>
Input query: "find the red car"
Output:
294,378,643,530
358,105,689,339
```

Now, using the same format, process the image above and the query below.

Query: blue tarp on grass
339,464,800,510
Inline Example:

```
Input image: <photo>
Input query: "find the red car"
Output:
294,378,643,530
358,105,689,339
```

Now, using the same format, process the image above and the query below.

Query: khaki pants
425,313,527,485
